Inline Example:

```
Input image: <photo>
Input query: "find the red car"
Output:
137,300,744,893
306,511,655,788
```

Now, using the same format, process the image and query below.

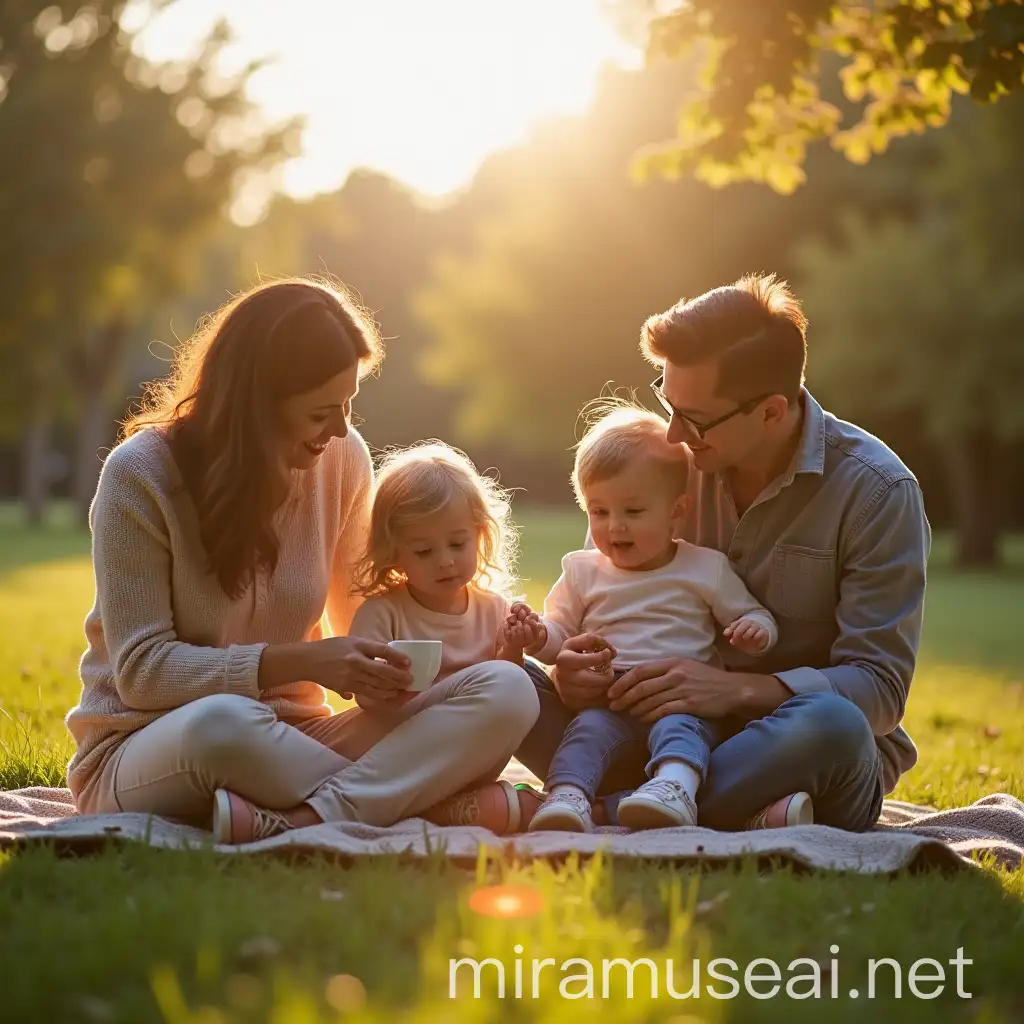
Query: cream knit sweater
65,427,372,801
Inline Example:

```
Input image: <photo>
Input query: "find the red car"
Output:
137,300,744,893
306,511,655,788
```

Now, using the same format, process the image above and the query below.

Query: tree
624,0,1024,193
0,2,298,520
162,168,465,458
414,62,834,479
244,172,462,454
798,95,1024,564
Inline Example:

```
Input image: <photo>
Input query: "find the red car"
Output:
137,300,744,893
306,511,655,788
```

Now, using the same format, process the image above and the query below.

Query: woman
66,279,539,843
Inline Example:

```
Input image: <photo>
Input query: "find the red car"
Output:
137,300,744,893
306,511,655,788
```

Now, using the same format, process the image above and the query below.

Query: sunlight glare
128,0,635,201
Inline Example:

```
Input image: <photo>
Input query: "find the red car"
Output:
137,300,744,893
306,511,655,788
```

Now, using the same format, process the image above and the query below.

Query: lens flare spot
324,974,366,1013
467,884,544,918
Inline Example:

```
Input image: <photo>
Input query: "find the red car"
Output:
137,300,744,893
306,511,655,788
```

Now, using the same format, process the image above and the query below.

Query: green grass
1,505,1023,1022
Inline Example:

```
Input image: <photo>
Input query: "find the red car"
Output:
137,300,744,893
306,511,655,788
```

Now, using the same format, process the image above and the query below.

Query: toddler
502,406,811,832
348,442,544,833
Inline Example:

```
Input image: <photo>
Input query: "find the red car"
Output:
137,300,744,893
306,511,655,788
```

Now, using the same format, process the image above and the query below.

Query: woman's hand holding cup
304,636,414,704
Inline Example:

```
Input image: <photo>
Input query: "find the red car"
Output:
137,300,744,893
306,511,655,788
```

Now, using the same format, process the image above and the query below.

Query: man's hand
607,658,791,723
551,633,616,710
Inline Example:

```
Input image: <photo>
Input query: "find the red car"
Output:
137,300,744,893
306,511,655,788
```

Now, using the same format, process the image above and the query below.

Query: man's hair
572,402,691,508
640,274,807,403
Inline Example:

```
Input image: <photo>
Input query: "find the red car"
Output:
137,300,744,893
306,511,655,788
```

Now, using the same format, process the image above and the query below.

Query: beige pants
82,661,538,828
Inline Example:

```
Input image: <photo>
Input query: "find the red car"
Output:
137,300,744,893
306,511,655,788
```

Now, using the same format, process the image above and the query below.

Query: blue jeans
545,702,724,802
516,661,885,831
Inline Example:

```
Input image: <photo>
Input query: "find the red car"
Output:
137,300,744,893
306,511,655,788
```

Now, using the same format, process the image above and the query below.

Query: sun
129,0,636,207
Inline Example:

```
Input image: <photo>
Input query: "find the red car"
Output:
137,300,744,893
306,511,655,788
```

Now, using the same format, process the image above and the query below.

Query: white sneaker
617,778,698,830
528,789,595,833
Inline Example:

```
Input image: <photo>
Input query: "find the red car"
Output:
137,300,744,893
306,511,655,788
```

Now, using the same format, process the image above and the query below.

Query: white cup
388,640,443,692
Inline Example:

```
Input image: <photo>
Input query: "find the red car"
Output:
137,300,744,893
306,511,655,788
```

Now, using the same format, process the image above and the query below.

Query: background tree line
1,1,1022,565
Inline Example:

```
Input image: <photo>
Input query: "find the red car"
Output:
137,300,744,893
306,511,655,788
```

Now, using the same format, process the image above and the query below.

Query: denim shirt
677,390,930,793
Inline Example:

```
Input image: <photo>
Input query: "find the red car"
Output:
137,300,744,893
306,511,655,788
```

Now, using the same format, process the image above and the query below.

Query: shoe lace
640,777,685,802
745,806,769,830
250,806,292,841
442,792,481,827
549,789,590,814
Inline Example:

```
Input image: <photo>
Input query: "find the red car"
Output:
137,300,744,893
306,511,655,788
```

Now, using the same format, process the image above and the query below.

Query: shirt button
729,550,741,561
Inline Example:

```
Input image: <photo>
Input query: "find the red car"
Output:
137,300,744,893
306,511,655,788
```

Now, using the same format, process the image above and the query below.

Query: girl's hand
497,614,547,666
303,636,414,703
502,604,547,654
723,618,770,653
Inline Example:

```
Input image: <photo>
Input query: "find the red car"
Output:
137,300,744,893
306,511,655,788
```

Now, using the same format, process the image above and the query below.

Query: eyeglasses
650,375,770,440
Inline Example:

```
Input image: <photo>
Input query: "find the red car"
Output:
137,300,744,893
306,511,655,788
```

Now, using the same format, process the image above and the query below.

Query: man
515,274,930,831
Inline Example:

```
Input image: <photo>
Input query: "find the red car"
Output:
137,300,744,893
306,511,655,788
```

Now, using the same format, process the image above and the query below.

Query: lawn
0,505,1022,1022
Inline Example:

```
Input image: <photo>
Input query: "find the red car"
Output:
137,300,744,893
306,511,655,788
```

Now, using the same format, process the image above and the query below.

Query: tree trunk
73,391,111,525
20,399,52,527
72,317,128,525
945,433,1001,567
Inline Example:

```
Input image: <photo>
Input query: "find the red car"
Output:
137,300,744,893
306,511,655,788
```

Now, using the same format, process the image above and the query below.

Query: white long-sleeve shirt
531,541,778,669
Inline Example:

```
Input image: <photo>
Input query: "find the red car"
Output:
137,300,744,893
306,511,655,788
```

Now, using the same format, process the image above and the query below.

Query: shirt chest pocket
767,545,837,620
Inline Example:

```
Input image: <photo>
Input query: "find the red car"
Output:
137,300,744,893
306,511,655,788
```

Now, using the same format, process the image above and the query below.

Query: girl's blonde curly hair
352,442,519,599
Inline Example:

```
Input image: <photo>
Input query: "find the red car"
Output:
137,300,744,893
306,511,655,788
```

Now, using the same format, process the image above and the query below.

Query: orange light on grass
467,884,545,919
324,974,367,1013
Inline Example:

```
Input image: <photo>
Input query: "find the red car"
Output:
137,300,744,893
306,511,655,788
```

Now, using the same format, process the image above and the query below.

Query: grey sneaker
617,778,698,830
528,788,595,833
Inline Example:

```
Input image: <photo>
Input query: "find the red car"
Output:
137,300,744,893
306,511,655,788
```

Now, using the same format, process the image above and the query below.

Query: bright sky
128,0,636,216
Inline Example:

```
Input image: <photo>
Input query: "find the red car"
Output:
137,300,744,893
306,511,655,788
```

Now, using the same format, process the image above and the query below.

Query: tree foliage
413,63,827,464
798,95,1024,561
0,1,298,515
629,0,1024,192
164,168,462,454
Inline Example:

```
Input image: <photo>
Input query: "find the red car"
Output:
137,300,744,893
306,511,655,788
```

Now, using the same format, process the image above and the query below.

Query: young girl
501,405,810,833
348,442,544,833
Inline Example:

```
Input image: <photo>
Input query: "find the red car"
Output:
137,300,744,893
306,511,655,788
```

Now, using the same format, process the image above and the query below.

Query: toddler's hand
504,602,547,653
508,601,533,623
724,618,770,653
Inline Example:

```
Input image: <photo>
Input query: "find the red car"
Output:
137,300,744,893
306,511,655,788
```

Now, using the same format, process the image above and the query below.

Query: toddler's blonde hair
353,442,518,598
572,400,691,508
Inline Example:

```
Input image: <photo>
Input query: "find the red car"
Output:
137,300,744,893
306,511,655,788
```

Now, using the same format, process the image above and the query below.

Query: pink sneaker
213,789,293,844
746,791,813,829
424,781,544,834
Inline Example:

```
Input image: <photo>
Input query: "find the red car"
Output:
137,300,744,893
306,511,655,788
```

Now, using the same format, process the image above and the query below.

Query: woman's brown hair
123,278,383,597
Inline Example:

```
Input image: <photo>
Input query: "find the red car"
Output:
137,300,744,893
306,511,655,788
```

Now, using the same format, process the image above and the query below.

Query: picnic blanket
2,772,1022,874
